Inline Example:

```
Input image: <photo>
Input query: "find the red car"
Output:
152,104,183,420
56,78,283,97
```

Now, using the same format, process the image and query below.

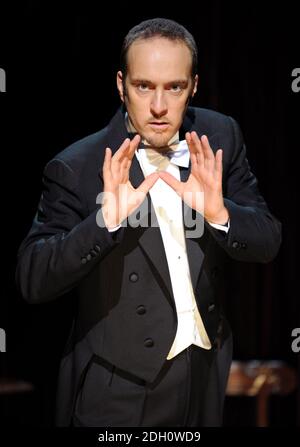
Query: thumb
137,172,160,194
159,171,183,196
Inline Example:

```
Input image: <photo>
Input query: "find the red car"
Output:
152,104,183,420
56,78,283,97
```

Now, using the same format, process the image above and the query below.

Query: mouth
149,122,170,131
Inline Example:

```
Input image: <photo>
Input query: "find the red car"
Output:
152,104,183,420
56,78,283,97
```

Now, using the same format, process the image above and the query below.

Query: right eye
137,83,150,91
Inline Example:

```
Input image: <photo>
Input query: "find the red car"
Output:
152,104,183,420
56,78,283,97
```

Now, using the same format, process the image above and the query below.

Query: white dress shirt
135,144,213,358
109,116,230,359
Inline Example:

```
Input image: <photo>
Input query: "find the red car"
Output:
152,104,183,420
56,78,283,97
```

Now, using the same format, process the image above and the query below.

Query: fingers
113,138,131,162
186,132,202,167
103,147,112,180
109,134,141,182
130,134,141,152
137,172,159,194
114,134,141,163
197,134,214,161
186,131,214,160
215,149,223,176
124,134,141,162
186,131,222,176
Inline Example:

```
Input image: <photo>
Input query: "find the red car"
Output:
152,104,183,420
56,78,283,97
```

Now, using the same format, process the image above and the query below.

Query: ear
116,71,125,102
192,74,198,97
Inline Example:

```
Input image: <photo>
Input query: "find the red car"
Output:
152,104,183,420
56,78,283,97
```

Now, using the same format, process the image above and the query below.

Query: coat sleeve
205,116,282,263
15,158,124,303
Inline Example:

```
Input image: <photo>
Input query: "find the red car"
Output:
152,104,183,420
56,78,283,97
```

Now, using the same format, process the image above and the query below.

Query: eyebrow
131,79,189,87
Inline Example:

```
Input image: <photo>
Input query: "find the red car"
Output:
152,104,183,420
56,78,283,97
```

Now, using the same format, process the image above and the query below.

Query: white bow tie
139,140,190,168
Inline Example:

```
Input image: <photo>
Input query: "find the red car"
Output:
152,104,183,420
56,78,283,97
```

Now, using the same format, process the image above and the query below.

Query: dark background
0,1,299,427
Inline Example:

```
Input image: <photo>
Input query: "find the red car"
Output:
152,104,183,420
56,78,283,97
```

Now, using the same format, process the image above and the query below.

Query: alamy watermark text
0,68,6,92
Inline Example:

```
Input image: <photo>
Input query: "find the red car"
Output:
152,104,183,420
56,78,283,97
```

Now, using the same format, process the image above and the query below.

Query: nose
150,91,168,118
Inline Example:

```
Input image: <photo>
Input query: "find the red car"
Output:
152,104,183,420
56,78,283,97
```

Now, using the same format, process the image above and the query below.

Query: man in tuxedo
16,18,281,426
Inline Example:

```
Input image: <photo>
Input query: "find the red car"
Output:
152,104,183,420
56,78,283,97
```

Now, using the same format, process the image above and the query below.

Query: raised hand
159,131,229,224
101,134,159,229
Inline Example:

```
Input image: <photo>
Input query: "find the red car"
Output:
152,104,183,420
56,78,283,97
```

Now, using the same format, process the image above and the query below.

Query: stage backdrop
0,1,299,426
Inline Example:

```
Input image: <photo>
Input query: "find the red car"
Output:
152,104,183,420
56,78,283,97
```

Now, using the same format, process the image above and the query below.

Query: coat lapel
179,116,222,293
179,110,204,292
138,223,175,305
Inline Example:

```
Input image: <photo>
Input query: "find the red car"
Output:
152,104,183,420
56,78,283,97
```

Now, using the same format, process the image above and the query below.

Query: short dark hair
120,18,198,80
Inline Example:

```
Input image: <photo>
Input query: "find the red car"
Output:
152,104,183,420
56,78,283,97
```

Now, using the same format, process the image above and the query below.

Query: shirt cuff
107,224,122,232
207,220,230,233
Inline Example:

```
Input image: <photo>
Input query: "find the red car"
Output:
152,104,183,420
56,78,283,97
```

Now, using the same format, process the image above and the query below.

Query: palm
102,135,159,228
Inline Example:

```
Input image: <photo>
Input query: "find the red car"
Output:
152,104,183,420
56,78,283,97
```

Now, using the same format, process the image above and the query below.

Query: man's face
117,37,198,148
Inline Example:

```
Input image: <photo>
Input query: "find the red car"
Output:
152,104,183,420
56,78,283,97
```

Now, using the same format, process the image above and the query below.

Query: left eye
170,85,181,92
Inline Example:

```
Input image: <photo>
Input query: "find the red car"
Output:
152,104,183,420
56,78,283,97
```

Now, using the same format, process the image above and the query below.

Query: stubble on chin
142,133,171,149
